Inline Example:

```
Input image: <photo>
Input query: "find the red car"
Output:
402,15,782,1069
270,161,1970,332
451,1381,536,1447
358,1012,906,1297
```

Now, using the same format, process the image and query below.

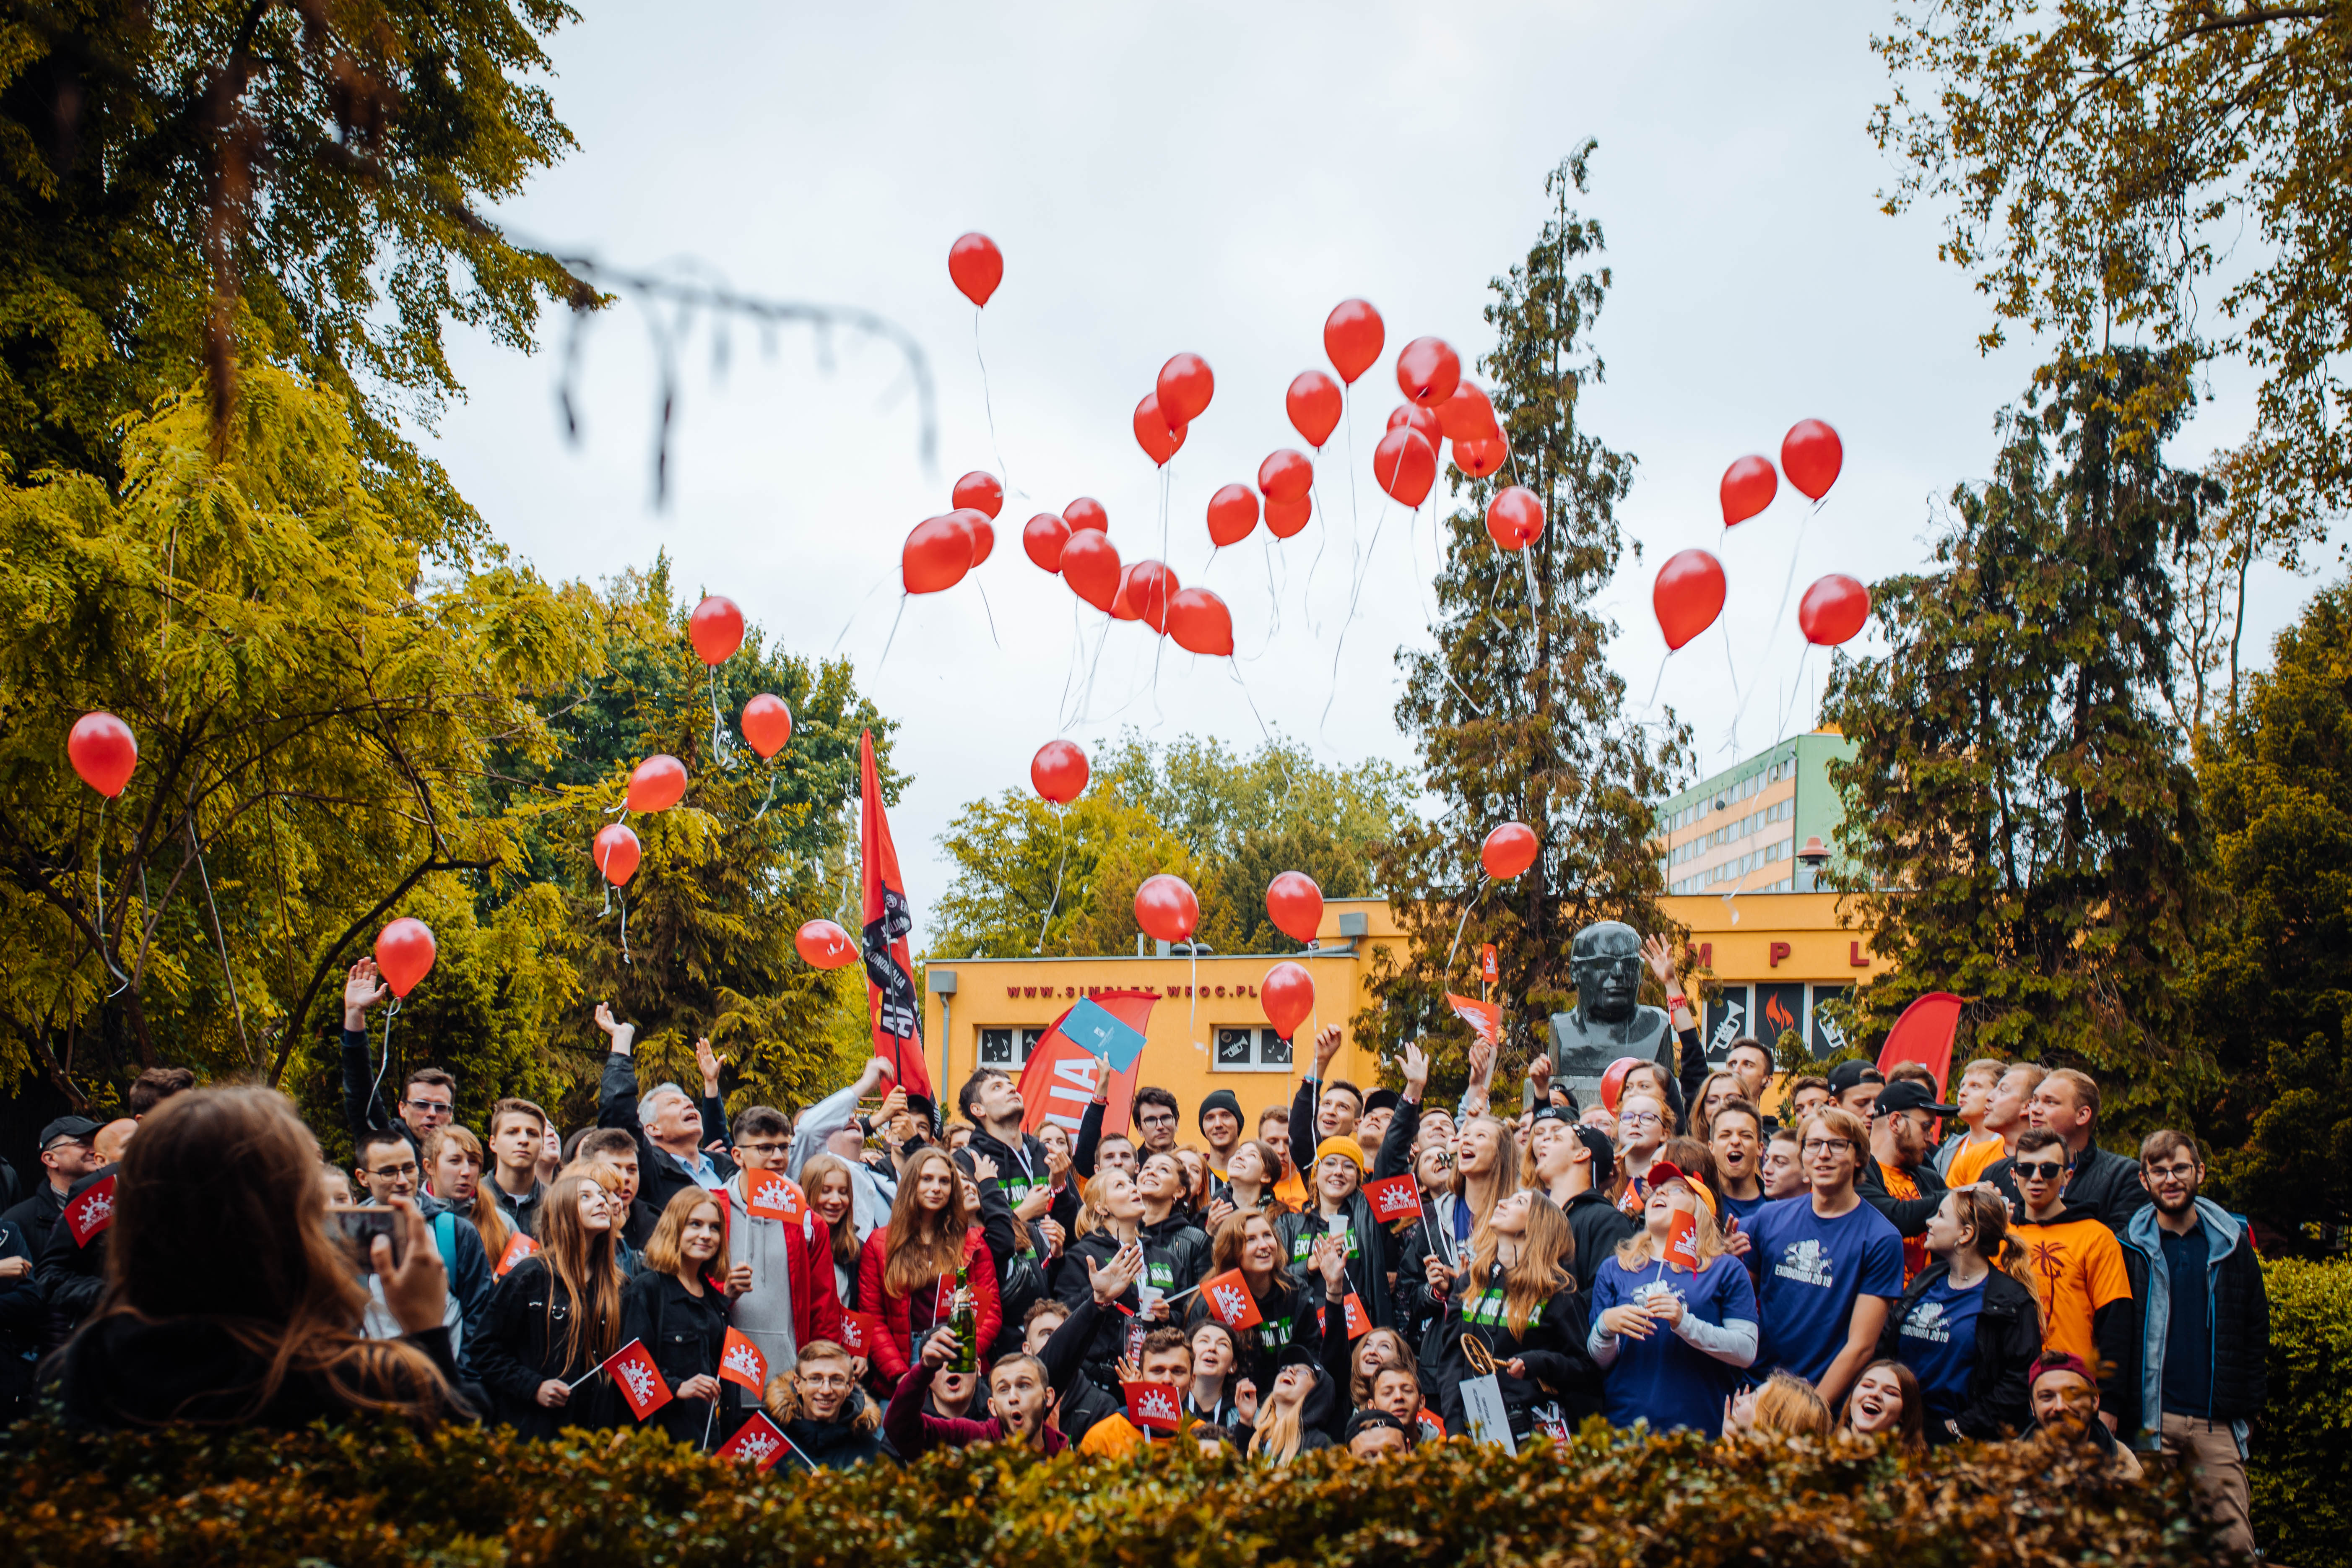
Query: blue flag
1059,997,1149,1073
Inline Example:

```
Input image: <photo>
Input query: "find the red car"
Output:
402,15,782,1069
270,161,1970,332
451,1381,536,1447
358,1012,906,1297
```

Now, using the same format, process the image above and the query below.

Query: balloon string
829,570,893,656
1642,649,1671,712
875,595,908,670
1771,643,1817,749
372,995,402,1110
1323,493,1396,728
1260,536,1281,638
707,669,728,769
1036,804,1070,954
188,812,251,1063
619,890,632,966
92,796,129,989
754,767,778,822
1726,510,1812,748
975,308,1014,498
1189,945,1198,1048
1444,875,1491,980
1226,660,1281,751
1302,483,1330,636
977,581,1003,650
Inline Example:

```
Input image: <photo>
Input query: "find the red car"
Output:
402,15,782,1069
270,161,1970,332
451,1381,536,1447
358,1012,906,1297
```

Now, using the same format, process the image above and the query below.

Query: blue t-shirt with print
1719,1188,1770,1238
1591,1251,1758,1437
1747,1196,1905,1387
1892,1272,1985,1428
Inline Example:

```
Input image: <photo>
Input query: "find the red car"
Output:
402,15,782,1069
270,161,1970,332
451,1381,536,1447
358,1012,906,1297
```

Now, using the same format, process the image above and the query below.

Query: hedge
2,1415,2225,1568
2252,1256,2352,1568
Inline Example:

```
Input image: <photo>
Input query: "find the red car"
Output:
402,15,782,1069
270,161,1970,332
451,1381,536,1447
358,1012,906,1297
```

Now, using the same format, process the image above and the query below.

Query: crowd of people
0,944,2271,1558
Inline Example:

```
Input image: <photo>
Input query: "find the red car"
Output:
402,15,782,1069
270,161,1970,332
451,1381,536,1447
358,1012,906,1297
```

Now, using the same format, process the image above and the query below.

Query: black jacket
598,1051,738,1218
1138,1212,1213,1298
1035,1296,1132,1448
1858,1155,1949,1235
1877,1261,2040,1442
36,1163,113,1352
782,1388,889,1469
0,1209,45,1408
57,1313,468,1430
1985,1142,2150,1233
1562,1188,1640,1299
0,1184,64,1258
340,1026,422,1165
1427,1279,1595,1444
1276,1197,1396,1331
472,1254,626,1438
1183,1271,1326,1394
1052,1226,1199,1385
619,1268,735,1447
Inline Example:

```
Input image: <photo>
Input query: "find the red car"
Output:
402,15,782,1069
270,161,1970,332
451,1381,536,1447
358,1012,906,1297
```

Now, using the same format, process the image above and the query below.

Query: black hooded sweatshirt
58,1314,469,1430
782,1386,889,1469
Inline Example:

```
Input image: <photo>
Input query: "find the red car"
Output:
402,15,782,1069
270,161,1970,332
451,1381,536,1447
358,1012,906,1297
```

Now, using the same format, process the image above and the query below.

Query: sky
422,0,2326,947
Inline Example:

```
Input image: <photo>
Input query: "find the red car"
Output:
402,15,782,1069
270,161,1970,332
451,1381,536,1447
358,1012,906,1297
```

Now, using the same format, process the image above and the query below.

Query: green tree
1871,1,2352,532
1820,349,2214,1130
2191,582,2352,1242
1375,144,1689,1100
930,790,1203,961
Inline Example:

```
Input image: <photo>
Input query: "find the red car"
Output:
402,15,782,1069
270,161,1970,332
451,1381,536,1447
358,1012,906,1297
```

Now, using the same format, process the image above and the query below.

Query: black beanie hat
1199,1087,1242,1131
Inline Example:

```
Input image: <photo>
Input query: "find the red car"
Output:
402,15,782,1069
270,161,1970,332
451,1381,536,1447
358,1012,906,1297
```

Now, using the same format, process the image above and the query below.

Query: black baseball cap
1343,1408,1409,1443
1826,1059,1884,1095
39,1116,101,1150
1364,1088,1401,1115
1875,1079,1959,1117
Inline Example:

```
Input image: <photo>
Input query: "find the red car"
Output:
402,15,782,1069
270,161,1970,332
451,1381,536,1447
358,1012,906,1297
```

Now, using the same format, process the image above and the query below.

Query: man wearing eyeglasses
2008,1127,2136,1433
2120,1130,2266,1558
352,1127,492,1375
1745,1105,1905,1408
338,956,459,1166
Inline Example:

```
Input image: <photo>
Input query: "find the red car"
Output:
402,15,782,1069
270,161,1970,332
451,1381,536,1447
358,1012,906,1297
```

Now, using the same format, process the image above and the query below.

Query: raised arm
339,959,396,1145
787,1057,890,1180
1643,934,1705,1121
1071,1090,1107,1181
1375,1040,1428,1181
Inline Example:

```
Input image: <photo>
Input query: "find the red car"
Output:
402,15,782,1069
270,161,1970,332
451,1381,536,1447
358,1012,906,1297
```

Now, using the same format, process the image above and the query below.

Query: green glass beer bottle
949,1253,977,1373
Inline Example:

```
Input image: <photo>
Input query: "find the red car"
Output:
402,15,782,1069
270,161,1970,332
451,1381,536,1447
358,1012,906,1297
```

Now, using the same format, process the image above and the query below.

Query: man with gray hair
593,1002,739,1216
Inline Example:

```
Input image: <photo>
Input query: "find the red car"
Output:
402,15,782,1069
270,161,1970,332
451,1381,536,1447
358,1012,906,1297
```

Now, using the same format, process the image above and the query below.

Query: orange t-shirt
2011,1214,2133,1365
1878,1161,1930,1285
1079,1413,1149,1457
1273,1168,1308,1209
1944,1133,2007,1190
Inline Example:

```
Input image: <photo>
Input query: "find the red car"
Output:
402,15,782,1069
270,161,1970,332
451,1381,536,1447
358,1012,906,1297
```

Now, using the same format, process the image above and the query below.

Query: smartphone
330,1205,404,1269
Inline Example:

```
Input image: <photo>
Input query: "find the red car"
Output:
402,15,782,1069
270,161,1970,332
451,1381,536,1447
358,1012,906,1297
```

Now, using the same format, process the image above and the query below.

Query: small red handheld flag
719,1327,768,1393
1666,1208,1701,1272
1444,992,1502,1048
1480,944,1499,984
62,1174,117,1247
1199,1268,1262,1330
1123,1381,1182,1433
838,1311,879,1356
1364,1174,1424,1225
716,1409,792,1472
599,1338,674,1421
743,1167,807,1225
1315,1292,1372,1342
496,1231,540,1278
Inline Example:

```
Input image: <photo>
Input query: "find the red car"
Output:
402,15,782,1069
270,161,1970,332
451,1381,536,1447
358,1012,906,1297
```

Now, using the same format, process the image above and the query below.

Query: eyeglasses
1620,1111,1662,1127
2017,1161,2067,1181
1138,1113,1177,1128
368,1161,421,1181
800,1372,853,1391
403,1098,452,1115
1800,1139,1853,1156
2144,1162,2198,1182
739,1141,789,1157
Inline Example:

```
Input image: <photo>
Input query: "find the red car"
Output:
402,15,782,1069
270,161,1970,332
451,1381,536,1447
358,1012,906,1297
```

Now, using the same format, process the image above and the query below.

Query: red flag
1444,992,1502,1048
715,1409,792,1472
1199,1268,1261,1329
1364,1174,1424,1225
743,1168,807,1225
838,1311,880,1357
1016,993,1157,1142
62,1173,117,1248
1480,944,1498,984
600,1337,673,1421
1665,1208,1701,1272
1313,1292,1370,1341
1418,1409,1447,1439
860,730,933,1107
1123,1381,1182,1433
719,1327,768,1393
1876,991,1965,1097
496,1230,540,1278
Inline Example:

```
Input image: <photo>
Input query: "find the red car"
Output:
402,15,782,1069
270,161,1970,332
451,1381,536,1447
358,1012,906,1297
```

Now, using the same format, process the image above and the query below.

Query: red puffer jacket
857,1226,1001,1384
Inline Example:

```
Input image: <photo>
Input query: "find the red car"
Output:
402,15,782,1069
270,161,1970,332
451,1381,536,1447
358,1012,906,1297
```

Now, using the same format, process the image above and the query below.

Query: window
1214,1027,1293,1072
978,1027,1047,1066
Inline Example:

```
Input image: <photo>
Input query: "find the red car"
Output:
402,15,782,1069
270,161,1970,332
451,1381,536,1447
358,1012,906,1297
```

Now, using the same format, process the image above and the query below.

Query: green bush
2251,1257,2352,1568
0,1415,2224,1568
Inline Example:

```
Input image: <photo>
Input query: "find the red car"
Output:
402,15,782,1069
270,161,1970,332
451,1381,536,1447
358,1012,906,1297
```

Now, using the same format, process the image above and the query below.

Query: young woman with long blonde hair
1587,1161,1758,1436
1430,1188,1591,1446
475,1166,628,1437
618,1186,751,1447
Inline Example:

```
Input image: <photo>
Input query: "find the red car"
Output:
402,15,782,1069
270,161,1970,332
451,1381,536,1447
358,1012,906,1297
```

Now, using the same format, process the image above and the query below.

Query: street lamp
1795,835,1829,892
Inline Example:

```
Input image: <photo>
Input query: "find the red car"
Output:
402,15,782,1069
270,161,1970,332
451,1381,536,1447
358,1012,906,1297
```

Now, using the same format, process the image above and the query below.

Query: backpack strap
432,1210,459,1278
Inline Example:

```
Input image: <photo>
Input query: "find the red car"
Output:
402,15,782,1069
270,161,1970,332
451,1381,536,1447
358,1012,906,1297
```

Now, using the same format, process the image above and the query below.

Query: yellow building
919,890,1884,1124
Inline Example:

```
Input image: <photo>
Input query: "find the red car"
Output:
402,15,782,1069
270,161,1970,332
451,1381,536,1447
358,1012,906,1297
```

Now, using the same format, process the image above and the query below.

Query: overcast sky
423,0,2326,947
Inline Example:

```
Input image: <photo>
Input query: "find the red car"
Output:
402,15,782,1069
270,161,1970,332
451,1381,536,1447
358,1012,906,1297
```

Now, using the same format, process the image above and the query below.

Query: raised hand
343,959,389,1028
1401,1037,1430,1098
920,1326,961,1370
1640,933,1678,986
593,1001,635,1055
1525,1054,1553,1095
1423,1253,1455,1300
1314,1231,1350,1296
1204,1196,1236,1229
1234,1378,1259,1426
968,1152,1000,1183
694,1037,726,1095
1313,1024,1345,1075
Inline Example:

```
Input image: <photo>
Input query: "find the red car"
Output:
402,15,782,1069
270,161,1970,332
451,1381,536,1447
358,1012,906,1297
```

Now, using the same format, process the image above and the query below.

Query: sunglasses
2017,1161,2067,1181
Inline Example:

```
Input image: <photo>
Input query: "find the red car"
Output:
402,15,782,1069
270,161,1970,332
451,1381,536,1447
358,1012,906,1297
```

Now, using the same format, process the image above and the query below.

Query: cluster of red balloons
903,477,1000,597
1134,352,1215,469
1720,419,1844,527
1654,419,1869,654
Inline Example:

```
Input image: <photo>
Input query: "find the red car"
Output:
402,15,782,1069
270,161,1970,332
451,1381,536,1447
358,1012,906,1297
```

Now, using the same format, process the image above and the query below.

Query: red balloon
1127,559,1179,634
594,824,642,888
1286,371,1342,448
1600,1056,1643,1115
1452,436,1507,480
1324,299,1385,385
1258,448,1313,504
1133,393,1186,468
1032,739,1090,804
626,754,688,813
795,918,859,970
1166,588,1234,657
1654,549,1727,651
1436,382,1500,443
1385,401,1444,450
1110,567,1142,622
1206,484,1259,547
1396,336,1461,407
373,917,438,999
1265,871,1323,945
1799,573,1871,646
66,712,137,798
1264,496,1312,538
948,232,1002,307
1481,821,1540,880
1023,512,1071,572
1134,873,1199,944
1374,428,1437,507
742,694,794,759
1782,419,1843,501
952,470,1004,519
1065,497,1109,533
955,507,996,568
1485,486,1544,551
903,514,973,595
1261,960,1315,1040
1720,455,1778,526
1062,530,1122,612
688,595,744,666
1157,352,1214,426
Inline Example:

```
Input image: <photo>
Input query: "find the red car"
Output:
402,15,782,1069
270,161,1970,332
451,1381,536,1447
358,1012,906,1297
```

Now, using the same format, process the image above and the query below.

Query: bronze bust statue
1546,920,1674,1109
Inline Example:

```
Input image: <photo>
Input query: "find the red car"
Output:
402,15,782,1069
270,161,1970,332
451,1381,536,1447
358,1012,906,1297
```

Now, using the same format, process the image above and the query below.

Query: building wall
917,891,1882,1126
1655,728,1858,897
